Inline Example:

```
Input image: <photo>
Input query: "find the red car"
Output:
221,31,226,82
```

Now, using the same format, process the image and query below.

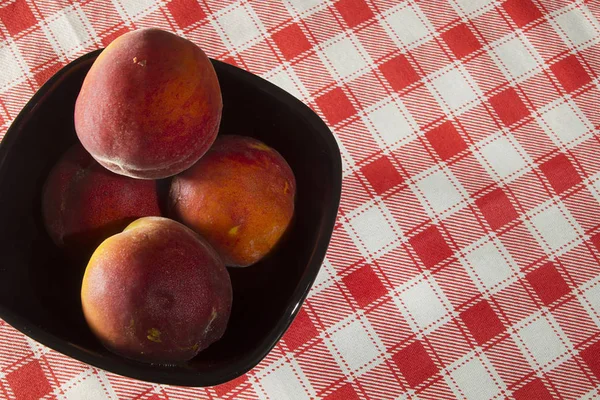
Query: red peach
170,135,296,267
42,143,161,253
81,217,232,363
74,28,222,179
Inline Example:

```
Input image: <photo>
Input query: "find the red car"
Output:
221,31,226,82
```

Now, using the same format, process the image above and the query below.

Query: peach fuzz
169,135,296,267
42,143,161,253
81,217,232,363
74,28,222,179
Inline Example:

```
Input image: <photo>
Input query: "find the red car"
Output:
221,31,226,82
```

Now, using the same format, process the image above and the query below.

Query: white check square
214,3,263,50
463,239,515,291
63,371,116,400
320,34,371,81
516,314,570,370
446,354,503,400
477,134,528,181
256,359,314,400
347,202,400,258
415,167,465,217
327,317,383,374
527,202,580,254
383,4,432,49
553,6,600,48
539,101,590,148
363,97,418,148
395,274,451,332
429,66,480,115
453,0,495,15
113,0,156,19
45,7,95,58
283,0,324,15
0,43,28,91
492,35,540,82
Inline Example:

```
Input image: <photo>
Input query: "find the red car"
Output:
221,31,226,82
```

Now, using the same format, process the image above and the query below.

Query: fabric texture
0,0,600,398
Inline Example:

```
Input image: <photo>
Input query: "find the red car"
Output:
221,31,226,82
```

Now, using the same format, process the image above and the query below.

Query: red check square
167,0,206,29
526,263,570,305
284,307,318,351
343,265,387,307
316,87,356,125
540,153,581,194
379,54,420,92
0,0,36,36
442,23,482,59
460,300,505,345
393,341,438,388
272,23,312,61
325,383,360,400
590,232,600,252
361,156,404,195
513,378,553,400
550,55,592,93
475,188,518,230
335,0,374,28
6,360,52,400
502,0,543,28
426,121,468,161
581,340,600,380
489,87,530,126
410,226,453,269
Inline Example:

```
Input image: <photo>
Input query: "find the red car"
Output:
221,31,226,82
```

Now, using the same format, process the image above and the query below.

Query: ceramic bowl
0,49,341,386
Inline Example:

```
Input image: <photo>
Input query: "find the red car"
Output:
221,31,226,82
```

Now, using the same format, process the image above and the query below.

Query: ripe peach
42,144,161,254
74,28,222,179
169,135,296,267
81,217,232,363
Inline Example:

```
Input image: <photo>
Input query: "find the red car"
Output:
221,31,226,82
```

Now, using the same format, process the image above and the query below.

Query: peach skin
74,28,222,179
81,217,232,363
169,135,296,267
42,143,161,255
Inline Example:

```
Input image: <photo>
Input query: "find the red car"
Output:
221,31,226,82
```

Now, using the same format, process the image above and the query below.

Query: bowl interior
0,50,341,386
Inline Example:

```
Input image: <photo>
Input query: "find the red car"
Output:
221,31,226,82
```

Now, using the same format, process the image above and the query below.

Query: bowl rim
0,48,342,387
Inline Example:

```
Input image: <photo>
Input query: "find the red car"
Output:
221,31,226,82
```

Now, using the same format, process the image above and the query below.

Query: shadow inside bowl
0,50,341,386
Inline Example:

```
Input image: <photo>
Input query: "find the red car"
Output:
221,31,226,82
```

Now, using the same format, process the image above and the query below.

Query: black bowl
0,49,341,386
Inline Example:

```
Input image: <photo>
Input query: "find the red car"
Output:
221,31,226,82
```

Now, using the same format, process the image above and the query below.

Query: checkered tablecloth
1,0,600,398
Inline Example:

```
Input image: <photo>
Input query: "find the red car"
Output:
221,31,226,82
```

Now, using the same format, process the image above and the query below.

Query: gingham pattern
0,0,599,398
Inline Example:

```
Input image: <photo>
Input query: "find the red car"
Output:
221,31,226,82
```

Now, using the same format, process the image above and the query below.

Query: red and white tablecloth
1,0,600,398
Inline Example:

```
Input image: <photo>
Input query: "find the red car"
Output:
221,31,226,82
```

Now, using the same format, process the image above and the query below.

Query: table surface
1,0,600,399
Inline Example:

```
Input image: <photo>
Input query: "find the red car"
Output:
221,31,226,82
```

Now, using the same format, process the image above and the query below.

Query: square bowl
0,49,341,386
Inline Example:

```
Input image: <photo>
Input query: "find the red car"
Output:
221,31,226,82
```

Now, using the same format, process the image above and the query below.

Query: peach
42,143,161,254
74,28,222,179
169,135,296,267
81,217,232,363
